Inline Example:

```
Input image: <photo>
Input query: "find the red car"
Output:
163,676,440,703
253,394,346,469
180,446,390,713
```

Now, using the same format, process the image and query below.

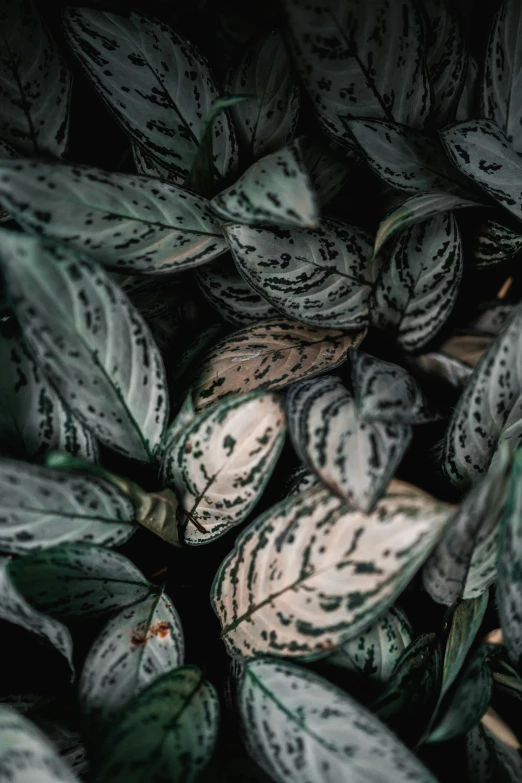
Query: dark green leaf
466,722,522,782
471,220,522,267
442,593,489,696
297,136,354,206
498,447,522,663
424,0,468,125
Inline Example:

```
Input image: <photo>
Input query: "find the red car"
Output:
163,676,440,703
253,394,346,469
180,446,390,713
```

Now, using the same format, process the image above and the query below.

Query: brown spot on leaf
130,621,170,647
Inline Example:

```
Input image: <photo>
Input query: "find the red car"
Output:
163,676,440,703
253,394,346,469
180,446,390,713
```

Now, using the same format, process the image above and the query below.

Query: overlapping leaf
466,722,522,782
471,220,522,266
441,593,489,696
297,136,353,206
424,0,468,125
284,464,321,497
498,448,522,664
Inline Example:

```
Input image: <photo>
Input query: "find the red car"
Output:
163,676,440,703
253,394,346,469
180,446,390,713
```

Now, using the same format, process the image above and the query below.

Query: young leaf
225,29,299,160
211,143,319,229
79,592,184,728
0,458,136,554
483,0,522,153
8,542,155,621
0,233,168,462
212,482,452,659
287,375,412,512
191,317,364,411
90,666,219,783
442,593,489,696
466,722,522,782
0,159,227,273
0,0,72,157
63,9,237,183
160,391,286,545
498,448,522,663
226,219,373,330
471,219,522,267
239,659,436,783
371,212,463,351
424,0,468,125
0,707,78,783
283,0,432,144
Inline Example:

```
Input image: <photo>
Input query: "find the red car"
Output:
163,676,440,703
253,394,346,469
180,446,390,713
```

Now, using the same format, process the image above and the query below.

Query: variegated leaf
0,459,135,554
226,219,372,330
239,659,436,783
191,317,364,411
8,542,155,621
31,713,87,780
132,142,177,183
283,0,432,144
0,140,16,224
160,392,286,545
195,256,279,327
498,448,522,663
351,350,435,424
225,29,299,160
0,160,227,273
63,9,237,183
90,666,219,783
212,482,452,659
483,0,522,153
442,303,522,487
424,0,468,125
471,219,522,266
442,593,489,697
0,233,168,462
284,464,321,498
287,375,412,512
116,274,183,321
297,136,353,207
211,143,318,229
0,322,98,462
371,212,463,351
0,0,72,157
347,119,472,195
326,606,412,681
0,708,78,783
466,722,522,782
79,591,184,728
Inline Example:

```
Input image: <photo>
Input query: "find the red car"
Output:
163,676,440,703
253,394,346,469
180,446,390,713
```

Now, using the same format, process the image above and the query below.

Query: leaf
226,219,373,330
286,375,412,512
423,443,511,605
0,159,227,274
442,593,489,696
191,317,364,411
79,591,184,729
350,350,435,424
132,142,177,182
438,333,492,368
160,391,286,545
471,219,522,266
498,448,522,663
0,233,168,462
211,143,319,229
371,212,464,351
0,558,73,677
483,0,522,153
442,303,522,487
90,666,219,783
195,256,279,328
347,118,472,195
297,136,354,207
212,482,452,659
0,458,135,554
0,0,72,157
326,605,412,682
467,722,522,782
225,29,299,160
407,350,473,390
469,304,515,335
283,0,432,145
0,707,78,782
0,322,98,462
239,659,436,783
0,140,16,224
283,464,321,497
424,0,468,125
8,542,155,621
32,714,87,780
63,9,237,183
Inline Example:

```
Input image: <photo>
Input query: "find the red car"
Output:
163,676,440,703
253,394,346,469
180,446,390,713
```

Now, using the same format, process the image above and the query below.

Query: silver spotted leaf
63,9,236,183
424,0,468,125
0,558,73,678
371,212,463,351
326,605,412,682
286,375,412,512
211,143,318,229
0,140,16,224
442,303,522,487
351,350,435,424
0,708,78,783
283,0,432,144
195,256,279,328
212,482,452,659
498,448,522,663
132,142,178,183
226,219,373,330
0,159,227,274
0,233,168,462
471,219,522,266
0,0,72,157
0,458,136,555
483,0,522,154
0,322,98,462
191,317,364,411
283,464,321,498
8,542,155,622
31,712,87,781
160,391,286,545
225,29,299,160
79,591,184,729
466,722,522,782
239,659,436,783
90,666,219,783
442,593,490,697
